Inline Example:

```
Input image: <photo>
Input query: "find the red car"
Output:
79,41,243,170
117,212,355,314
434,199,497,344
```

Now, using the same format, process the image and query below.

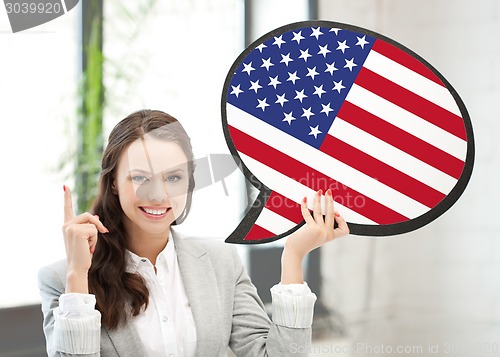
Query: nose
136,173,168,202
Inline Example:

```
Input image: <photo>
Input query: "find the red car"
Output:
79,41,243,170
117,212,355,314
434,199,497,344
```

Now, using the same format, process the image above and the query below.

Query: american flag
224,25,470,241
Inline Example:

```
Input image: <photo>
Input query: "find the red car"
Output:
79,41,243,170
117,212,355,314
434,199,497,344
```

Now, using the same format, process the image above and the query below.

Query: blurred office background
0,0,498,356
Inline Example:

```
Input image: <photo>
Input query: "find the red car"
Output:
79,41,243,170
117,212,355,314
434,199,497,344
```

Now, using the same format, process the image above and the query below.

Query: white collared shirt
52,237,315,356
125,238,197,357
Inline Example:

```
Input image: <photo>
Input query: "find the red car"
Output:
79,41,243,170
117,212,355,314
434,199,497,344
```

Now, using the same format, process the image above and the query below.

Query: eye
165,175,182,183
131,175,149,183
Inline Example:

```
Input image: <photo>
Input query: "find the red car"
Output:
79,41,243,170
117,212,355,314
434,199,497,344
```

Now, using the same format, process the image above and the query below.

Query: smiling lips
139,206,171,218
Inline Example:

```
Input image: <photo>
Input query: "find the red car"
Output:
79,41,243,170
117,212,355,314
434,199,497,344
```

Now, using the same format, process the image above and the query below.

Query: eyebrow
128,168,186,175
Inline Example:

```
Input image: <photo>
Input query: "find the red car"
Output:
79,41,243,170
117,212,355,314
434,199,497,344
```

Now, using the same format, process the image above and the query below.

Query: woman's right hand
62,186,108,293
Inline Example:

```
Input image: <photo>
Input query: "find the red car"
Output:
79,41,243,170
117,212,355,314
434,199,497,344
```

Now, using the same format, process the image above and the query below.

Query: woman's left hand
284,189,349,259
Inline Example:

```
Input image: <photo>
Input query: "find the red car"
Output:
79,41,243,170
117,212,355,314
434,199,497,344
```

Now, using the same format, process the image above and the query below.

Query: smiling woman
95,110,213,265
122,140,190,226
87,110,196,329
37,109,349,356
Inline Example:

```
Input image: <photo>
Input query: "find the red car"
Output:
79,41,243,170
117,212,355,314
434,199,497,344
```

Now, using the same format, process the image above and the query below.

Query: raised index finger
63,185,75,223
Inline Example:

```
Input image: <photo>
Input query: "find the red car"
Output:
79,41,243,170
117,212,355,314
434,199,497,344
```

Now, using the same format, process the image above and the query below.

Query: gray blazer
38,232,312,357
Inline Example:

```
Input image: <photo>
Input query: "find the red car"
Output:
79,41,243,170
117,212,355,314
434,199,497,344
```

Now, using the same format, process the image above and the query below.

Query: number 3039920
5,2,63,14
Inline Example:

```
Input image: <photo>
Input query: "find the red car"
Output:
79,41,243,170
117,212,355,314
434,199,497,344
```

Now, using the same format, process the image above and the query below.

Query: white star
242,62,255,75
249,80,262,93
306,66,319,80
283,112,295,125
230,84,243,98
256,98,270,111
275,93,288,107
299,49,312,62
261,57,274,71
344,58,357,71
294,89,307,103
320,103,334,116
332,80,345,93
256,43,267,52
301,107,315,120
325,62,338,75
280,53,293,66
268,75,281,89
356,35,369,49
273,35,286,48
313,85,326,98
318,44,331,58
336,40,350,53
287,71,300,84
291,30,305,44
329,28,341,35
308,125,322,139
310,27,323,40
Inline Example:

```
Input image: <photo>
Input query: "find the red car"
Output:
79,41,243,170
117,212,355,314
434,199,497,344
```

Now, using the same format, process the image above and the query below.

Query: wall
317,1,500,356
0,305,45,357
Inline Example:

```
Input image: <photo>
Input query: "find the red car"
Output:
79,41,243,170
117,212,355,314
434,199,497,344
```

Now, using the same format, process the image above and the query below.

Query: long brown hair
89,109,195,329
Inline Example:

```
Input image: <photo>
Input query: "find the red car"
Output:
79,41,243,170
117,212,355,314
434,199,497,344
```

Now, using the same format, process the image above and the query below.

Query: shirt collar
125,231,176,273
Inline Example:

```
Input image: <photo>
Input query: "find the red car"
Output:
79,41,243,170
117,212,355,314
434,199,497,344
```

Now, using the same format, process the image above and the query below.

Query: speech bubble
221,21,474,244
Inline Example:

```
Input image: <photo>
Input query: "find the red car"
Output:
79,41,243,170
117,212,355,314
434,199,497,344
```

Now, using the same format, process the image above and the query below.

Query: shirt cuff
60,293,97,315
54,293,101,354
270,282,317,328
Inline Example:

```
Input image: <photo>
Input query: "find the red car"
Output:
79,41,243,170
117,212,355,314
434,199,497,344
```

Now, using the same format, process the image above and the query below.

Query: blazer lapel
173,233,224,357
102,316,147,357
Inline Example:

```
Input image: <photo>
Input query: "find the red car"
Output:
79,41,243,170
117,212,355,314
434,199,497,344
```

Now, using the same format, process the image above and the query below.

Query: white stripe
241,152,376,225
254,207,296,235
364,50,461,117
329,118,457,194
227,103,430,219
346,84,467,160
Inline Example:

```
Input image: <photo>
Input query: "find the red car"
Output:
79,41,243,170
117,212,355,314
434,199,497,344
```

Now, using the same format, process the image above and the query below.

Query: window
0,4,78,307
0,0,245,308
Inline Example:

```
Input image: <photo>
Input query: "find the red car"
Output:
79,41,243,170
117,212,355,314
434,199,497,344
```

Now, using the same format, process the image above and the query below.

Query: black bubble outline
221,20,474,244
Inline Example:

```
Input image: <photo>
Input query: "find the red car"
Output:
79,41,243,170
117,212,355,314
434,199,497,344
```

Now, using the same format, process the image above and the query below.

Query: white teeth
143,208,167,215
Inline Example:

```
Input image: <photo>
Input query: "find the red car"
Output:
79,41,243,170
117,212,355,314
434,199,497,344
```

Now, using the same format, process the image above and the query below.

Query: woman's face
113,134,189,239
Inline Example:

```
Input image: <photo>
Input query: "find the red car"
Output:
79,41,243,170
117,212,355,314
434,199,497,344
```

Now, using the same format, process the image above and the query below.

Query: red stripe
321,134,445,208
356,67,467,141
264,191,303,224
229,125,408,224
244,224,275,241
372,40,444,86
338,101,465,179
245,191,303,241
